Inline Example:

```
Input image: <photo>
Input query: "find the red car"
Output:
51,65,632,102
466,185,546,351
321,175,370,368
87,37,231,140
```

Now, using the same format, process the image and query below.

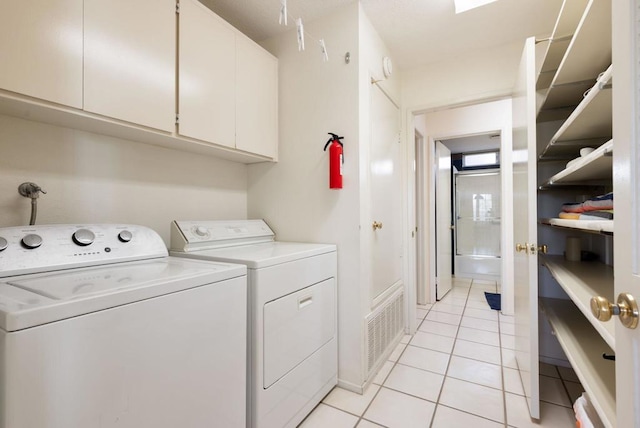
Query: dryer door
263,278,335,388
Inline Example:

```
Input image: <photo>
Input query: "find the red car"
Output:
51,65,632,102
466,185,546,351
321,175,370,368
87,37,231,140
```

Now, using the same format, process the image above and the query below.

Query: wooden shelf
552,0,612,87
540,297,615,428
537,0,612,120
539,66,612,160
539,140,612,188
541,255,615,348
540,218,613,235
537,0,589,91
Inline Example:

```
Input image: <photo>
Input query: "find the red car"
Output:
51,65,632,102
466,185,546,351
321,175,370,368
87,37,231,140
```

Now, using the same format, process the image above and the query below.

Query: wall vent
366,286,404,375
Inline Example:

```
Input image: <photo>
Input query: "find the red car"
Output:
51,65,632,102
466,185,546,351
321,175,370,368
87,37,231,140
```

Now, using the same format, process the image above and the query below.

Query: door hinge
176,3,180,14
175,114,179,125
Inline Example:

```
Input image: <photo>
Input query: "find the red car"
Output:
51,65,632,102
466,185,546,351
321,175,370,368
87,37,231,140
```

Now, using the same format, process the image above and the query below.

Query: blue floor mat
484,292,501,311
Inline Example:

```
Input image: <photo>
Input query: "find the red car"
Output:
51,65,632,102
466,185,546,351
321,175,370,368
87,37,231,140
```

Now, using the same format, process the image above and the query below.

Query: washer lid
0,257,246,332
171,241,336,269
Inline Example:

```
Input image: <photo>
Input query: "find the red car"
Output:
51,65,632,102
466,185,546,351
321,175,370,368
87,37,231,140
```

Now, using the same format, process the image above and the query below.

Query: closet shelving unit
538,139,612,189
537,0,612,123
535,0,614,426
539,298,616,426
539,68,612,161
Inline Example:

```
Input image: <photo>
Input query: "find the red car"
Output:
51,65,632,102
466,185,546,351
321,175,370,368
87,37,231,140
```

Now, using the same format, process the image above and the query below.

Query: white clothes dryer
170,219,337,428
0,224,247,428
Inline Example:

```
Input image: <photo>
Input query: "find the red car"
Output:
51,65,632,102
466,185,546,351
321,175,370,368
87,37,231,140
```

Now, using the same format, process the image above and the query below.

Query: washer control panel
0,224,168,277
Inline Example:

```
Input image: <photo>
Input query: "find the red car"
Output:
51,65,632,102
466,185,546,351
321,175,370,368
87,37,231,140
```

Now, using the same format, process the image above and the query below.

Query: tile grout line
427,279,470,428
349,299,439,428
306,279,579,427
492,281,509,428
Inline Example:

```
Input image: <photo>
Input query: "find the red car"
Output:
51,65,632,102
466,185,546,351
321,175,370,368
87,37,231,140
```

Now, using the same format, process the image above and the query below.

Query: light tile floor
299,278,583,428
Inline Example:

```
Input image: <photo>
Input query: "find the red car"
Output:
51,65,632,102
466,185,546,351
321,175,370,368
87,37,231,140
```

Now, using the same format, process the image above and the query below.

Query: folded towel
559,212,581,219
582,210,614,219
562,193,613,213
562,202,584,213
558,210,613,220
583,192,613,211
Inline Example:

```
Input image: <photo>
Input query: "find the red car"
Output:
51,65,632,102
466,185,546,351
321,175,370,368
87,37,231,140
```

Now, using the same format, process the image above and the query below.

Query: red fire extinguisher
324,133,344,189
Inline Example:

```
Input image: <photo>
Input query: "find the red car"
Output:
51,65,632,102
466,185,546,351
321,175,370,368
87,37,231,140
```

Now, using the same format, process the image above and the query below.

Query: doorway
408,99,514,333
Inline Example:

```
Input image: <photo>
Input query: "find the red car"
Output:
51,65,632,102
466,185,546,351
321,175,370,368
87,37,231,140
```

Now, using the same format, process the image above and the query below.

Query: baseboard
336,379,363,394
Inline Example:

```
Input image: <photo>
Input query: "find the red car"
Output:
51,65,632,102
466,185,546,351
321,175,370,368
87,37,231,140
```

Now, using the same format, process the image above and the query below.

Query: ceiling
441,133,501,154
199,0,563,70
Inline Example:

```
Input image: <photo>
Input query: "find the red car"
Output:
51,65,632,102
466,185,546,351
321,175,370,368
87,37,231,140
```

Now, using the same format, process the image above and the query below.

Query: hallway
300,278,582,427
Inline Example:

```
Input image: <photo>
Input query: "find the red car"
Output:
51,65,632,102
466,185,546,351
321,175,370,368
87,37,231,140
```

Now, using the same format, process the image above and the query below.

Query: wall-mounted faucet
18,182,46,225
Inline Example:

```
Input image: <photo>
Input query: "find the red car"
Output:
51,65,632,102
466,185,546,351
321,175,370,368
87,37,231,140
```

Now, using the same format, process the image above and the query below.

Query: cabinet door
236,36,278,158
0,0,82,108
178,0,235,148
84,0,175,132
512,37,540,419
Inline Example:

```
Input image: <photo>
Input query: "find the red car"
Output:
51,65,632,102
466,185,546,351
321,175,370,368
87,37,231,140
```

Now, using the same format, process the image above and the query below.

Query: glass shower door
455,171,501,257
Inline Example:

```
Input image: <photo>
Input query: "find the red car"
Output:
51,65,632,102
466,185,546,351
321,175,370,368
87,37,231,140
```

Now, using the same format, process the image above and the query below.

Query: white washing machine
0,224,248,428
170,220,337,428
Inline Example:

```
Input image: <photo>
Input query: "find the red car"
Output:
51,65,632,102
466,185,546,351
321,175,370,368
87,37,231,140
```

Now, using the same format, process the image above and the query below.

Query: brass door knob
590,293,639,329
516,243,527,253
590,296,614,322
372,221,383,231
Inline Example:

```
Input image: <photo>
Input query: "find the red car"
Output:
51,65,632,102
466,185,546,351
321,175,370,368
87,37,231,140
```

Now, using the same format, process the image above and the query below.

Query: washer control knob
0,237,7,252
72,229,95,246
22,234,43,249
118,230,133,243
195,226,208,237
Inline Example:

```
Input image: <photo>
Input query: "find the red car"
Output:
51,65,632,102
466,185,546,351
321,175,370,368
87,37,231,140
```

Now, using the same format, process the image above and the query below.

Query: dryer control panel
0,224,167,277
171,220,274,252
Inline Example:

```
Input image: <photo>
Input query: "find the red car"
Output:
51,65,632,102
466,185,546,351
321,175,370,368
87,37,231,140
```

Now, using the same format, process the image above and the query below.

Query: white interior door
435,141,452,299
416,133,428,305
512,36,539,420
370,85,402,302
612,3,640,426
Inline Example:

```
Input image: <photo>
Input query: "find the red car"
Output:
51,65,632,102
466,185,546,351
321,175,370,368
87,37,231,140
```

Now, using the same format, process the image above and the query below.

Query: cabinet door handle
590,293,639,329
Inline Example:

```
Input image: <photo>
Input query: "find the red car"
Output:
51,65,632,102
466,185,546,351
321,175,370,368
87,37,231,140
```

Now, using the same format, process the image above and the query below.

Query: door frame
405,99,514,334
415,130,428,305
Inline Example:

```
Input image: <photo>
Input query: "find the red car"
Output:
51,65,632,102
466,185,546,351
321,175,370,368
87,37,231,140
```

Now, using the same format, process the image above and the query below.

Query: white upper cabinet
236,36,278,159
84,0,176,132
178,0,236,148
0,0,277,163
0,0,83,108
179,0,278,158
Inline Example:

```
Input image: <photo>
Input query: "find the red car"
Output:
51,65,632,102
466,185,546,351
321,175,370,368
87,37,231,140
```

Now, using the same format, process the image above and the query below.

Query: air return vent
366,286,404,375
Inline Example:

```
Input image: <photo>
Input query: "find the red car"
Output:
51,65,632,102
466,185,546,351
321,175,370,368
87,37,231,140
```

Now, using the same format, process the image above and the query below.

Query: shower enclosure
454,169,501,280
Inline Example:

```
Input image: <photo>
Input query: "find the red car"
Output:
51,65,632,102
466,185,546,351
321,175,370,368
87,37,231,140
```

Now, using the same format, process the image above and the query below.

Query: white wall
249,3,362,390
401,40,523,110
249,3,400,391
0,114,247,244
